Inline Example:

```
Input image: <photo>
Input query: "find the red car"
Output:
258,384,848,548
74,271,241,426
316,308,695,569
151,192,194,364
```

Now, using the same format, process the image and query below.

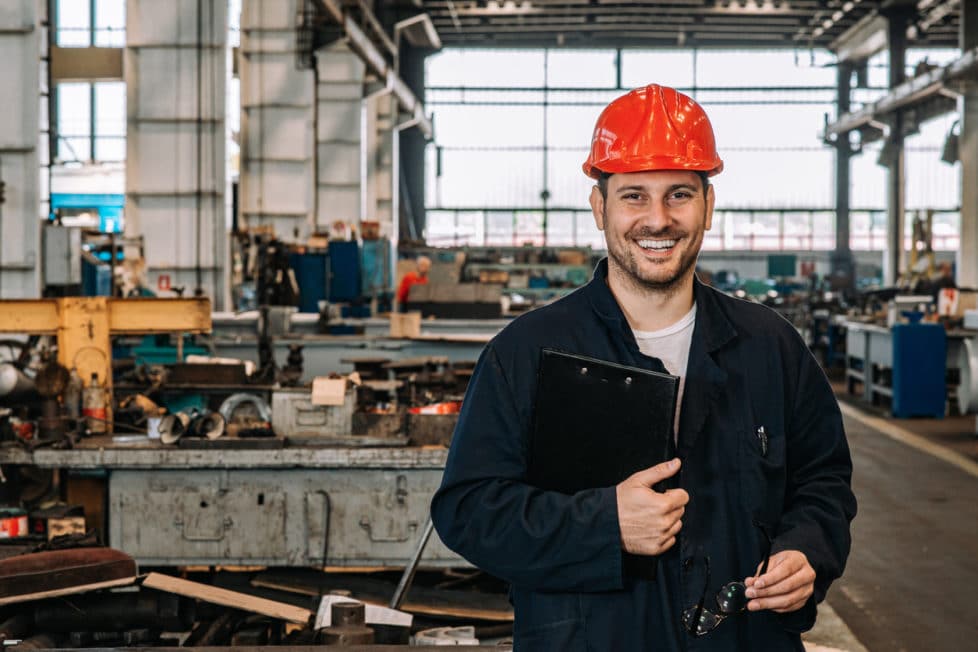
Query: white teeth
637,239,677,250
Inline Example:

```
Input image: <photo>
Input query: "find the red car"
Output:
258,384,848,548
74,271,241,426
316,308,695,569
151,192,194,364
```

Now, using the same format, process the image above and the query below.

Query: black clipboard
527,348,680,580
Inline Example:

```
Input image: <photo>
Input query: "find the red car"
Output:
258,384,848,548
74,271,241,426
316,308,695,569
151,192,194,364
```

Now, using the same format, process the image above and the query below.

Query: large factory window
425,47,959,252
55,81,125,164
56,0,125,47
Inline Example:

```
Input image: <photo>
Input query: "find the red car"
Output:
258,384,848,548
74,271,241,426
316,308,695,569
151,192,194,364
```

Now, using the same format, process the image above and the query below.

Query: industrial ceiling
409,0,961,50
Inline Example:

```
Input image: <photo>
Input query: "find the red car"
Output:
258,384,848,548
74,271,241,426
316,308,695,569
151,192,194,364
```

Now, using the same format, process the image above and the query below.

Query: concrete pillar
958,0,978,289
239,0,315,240
315,43,364,230
398,45,427,242
0,0,40,298
831,62,855,292
363,88,396,238
125,0,228,308
883,7,910,286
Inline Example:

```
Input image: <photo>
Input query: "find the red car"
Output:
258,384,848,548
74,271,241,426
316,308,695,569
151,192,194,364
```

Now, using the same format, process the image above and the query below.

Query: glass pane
228,0,242,47
695,49,834,88
515,212,544,246
434,104,544,148
545,211,575,246
621,50,695,89
94,82,125,136
94,0,125,46
427,49,545,88
95,136,124,161
546,50,617,88
58,83,92,161
57,0,91,46
436,149,543,208
486,212,515,246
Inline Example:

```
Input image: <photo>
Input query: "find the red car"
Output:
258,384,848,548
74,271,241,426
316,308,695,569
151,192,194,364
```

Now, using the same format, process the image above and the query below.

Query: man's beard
604,210,703,297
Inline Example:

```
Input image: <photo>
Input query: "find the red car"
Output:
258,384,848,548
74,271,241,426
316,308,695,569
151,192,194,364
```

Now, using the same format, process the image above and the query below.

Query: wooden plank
252,570,513,622
0,300,59,334
142,572,312,624
0,576,135,606
108,298,212,334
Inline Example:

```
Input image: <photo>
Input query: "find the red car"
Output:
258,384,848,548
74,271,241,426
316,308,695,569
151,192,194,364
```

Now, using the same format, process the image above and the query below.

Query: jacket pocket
740,425,787,525
514,618,586,652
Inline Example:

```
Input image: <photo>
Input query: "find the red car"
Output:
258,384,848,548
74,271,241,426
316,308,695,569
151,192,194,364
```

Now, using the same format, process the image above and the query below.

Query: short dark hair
596,170,710,200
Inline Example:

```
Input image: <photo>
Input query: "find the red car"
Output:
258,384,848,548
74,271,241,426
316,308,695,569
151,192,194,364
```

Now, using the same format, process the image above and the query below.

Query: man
431,84,856,651
396,255,431,309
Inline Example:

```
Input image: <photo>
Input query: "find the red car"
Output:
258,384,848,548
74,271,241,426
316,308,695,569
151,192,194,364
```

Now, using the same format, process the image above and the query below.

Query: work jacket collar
583,257,737,354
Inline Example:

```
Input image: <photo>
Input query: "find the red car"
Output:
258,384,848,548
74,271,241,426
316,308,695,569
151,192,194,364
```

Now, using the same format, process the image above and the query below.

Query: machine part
271,389,355,438
159,412,191,444
34,356,70,398
280,344,304,386
37,398,63,443
188,411,226,440
413,625,480,646
390,517,434,610
81,373,107,434
957,337,978,415
33,589,185,632
0,612,32,641
321,602,374,646
63,368,83,418
218,393,272,426
7,633,60,649
0,363,35,399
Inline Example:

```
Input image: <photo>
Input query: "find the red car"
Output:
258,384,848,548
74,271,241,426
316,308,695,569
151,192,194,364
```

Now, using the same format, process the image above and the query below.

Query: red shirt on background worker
396,256,431,309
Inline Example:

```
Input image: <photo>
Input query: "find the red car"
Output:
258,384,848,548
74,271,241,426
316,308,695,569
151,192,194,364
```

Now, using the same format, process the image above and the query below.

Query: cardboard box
390,311,422,338
479,269,509,284
557,250,587,266
311,377,348,407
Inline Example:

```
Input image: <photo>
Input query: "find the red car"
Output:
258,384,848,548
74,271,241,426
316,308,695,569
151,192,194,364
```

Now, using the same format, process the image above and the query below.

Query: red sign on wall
158,274,171,291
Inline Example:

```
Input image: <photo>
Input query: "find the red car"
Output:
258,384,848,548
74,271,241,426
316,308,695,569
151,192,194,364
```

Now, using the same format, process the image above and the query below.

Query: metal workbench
0,440,461,569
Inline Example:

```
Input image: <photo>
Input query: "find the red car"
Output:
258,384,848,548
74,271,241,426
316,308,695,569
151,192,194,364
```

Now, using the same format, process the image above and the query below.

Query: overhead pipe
313,0,433,139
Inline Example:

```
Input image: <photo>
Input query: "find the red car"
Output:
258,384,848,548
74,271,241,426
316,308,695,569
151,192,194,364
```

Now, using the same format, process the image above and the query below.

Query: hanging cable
195,0,205,296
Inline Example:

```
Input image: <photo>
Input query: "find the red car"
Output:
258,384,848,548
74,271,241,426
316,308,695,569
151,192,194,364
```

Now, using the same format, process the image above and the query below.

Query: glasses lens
715,581,748,615
682,606,722,637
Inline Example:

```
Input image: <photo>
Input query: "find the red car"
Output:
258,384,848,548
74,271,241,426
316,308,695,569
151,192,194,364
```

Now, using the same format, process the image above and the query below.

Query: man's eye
623,193,643,200
671,191,692,200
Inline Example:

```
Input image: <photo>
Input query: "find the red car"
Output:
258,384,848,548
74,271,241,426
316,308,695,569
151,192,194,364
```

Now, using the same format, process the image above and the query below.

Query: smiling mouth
635,238,679,253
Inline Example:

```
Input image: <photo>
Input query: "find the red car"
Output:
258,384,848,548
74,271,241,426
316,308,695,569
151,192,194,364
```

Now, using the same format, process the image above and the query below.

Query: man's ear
590,186,605,231
704,183,715,232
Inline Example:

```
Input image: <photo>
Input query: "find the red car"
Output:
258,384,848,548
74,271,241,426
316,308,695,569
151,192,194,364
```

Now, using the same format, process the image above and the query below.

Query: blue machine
288,252,329,313
328,241,361,303
51,193,125,233
891,323,946,419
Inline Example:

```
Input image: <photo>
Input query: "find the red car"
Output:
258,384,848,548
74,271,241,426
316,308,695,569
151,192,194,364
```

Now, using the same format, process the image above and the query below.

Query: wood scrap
251,570,513,622
142,572,311,624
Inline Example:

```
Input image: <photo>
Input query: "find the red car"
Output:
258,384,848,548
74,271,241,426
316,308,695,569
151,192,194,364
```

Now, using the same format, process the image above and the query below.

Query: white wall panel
125,0,227,308
239,160,312,215
0,0,39,297
244,108,313,161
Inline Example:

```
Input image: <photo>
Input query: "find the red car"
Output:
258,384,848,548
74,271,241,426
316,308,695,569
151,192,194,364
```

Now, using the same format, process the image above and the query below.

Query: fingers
627,458,681,487
744,551,816,614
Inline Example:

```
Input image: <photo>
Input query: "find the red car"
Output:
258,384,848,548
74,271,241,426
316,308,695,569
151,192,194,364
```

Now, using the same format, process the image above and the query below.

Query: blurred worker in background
396,255,431,310
432,84,856,651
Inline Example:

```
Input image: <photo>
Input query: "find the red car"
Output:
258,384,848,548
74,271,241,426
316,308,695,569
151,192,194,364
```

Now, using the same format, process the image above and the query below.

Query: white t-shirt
632,304,697,438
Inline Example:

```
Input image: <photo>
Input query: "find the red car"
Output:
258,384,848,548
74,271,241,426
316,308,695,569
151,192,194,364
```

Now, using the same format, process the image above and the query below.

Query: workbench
0,440,461,569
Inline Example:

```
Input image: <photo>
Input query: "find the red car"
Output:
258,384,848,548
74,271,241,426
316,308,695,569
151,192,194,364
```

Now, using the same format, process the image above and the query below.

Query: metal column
240,0,315,240
959,0,978,289
0,0,40,298
316,43,365,229
832,62,855,292
362,87,396,236
883,7,910,286
125,0,228,308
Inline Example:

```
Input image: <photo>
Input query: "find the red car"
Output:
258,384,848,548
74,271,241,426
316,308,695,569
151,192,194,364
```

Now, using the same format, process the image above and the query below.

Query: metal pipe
389,516,434,610
0,363,36,398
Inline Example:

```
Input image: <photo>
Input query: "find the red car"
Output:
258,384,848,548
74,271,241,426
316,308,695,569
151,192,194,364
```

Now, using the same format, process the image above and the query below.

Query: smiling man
432,84,856,651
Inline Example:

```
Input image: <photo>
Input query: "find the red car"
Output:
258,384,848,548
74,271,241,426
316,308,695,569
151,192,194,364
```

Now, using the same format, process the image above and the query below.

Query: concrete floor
824,408,978,652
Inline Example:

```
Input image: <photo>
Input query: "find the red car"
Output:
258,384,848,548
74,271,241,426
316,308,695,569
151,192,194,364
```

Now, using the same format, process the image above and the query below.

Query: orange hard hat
582,84,723,179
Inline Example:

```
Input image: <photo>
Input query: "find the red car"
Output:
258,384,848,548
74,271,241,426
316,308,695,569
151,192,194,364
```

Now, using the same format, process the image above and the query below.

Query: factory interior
0,0,976,649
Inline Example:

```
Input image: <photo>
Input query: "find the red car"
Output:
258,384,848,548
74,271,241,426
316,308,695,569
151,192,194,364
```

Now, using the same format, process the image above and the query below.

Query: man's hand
615,458,688,556
744,550,815,613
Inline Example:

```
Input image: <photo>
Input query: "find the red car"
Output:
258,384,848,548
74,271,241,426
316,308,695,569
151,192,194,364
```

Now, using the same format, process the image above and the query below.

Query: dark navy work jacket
431,259,856,651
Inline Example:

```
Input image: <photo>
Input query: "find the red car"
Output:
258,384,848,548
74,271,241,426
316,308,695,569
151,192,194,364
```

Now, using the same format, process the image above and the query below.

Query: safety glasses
682,524,772,637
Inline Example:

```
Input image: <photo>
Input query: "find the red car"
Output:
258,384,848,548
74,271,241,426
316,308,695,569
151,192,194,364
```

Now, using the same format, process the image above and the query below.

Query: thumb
627,458,681,487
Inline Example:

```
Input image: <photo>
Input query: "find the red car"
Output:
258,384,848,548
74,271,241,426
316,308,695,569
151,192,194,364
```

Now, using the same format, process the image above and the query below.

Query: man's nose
639,200,673,232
